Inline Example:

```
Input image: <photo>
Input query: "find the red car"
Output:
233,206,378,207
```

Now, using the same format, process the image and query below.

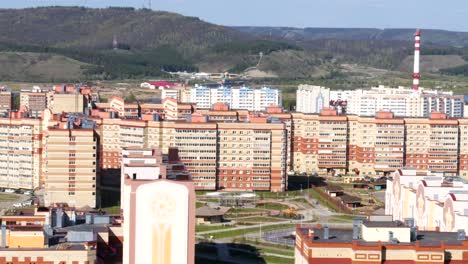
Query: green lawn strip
196,202,206,208
203,223,295,239
196,224,237,232
308,189,342,212
243,238,295,251
237,216,284,223
257,190,302,199
329,214,360,223
0,193,20,202
102,205,120,214
256,202,289,210
228,207,266,213
290,197,309,204
258,246,294,257
263,255,294,264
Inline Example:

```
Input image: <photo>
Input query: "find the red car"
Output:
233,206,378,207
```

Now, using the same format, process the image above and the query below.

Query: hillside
0,7,467,81
233,27,468,47
0,52,86,82
0,7,249,53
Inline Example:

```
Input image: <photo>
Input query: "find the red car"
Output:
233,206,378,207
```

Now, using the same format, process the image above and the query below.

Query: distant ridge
233,27,468,47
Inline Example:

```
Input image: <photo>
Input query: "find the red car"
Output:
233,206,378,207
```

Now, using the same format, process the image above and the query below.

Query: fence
263,228,295,246
311,185,353,214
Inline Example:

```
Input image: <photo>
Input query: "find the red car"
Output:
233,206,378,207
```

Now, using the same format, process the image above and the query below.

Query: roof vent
457,229,466,241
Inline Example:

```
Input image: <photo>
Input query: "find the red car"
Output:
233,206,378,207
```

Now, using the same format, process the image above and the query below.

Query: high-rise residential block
44,123,97,208
187,85,281,111
328,85,464,118
295,85,330,113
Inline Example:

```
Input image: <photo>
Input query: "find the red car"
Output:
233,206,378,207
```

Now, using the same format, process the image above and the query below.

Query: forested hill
0,7,250,54
233,27,468,47
0,6,468,81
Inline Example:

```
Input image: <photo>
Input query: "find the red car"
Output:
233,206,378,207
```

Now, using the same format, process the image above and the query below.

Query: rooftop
196,206,225,217
299,226,464,246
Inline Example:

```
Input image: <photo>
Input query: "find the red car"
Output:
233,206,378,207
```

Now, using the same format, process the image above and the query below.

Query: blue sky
2,0,468,31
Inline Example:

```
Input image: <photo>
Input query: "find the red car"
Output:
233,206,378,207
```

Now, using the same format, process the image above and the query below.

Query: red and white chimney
413,29,421,90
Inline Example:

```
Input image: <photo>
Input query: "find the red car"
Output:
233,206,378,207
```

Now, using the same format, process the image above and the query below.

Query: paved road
373,190,386,203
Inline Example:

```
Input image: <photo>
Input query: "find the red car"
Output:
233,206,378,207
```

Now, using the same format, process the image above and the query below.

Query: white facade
296,85,330,113
161,88,180,100
329,85,464,118
189,86,281,111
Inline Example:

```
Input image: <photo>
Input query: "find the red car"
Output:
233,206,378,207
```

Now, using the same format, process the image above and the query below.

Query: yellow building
44,127,97,208
50,93,86,114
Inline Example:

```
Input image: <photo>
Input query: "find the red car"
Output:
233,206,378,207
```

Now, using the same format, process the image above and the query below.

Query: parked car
4,189,15,193
12,203,22,207
24,191,32,196
21,200,32,206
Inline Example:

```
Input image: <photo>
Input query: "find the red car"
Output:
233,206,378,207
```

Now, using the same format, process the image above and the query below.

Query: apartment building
0,116,44,190
329,85,464,118
296,85,330,113
0,88,12,116
96,112,287,192
44,121,97,208
20,86,53,117
93,96,195,120
405,112,459,175
49,93,86,114
187,85,281,111
348,111,405,176
216,120,286,192
289,110,348,176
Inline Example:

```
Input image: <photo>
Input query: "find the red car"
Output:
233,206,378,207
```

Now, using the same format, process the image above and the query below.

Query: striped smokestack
413,29,421,90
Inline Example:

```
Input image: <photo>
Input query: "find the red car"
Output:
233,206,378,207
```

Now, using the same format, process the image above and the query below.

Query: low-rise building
295,219,468,264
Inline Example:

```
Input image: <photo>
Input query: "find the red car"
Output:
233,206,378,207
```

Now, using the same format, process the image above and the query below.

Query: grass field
238,217,284,223
102,205,120,214
0,52,86,82
0,193,20,202
196,224,237,232
329,214,358,223
308,189,342,212
256,203,289,210
202,223,296,239
263,255,294,264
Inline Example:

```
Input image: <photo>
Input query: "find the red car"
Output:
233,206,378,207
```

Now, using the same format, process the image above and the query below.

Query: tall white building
296,85,330,113
188,85,281,111
327,85,464,118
